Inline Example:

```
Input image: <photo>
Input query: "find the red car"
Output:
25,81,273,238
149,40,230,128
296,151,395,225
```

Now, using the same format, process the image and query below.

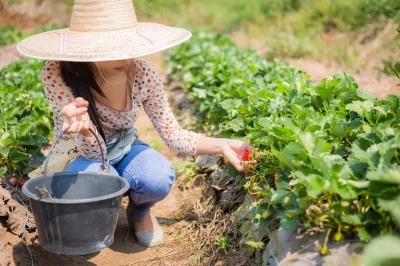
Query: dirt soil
1,2,400,266
281,57,400,99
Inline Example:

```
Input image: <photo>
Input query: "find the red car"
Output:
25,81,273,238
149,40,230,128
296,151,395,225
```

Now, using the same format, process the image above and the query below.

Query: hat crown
70,0,138,32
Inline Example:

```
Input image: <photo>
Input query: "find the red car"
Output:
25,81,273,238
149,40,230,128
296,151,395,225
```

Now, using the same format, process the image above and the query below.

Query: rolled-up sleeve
139,61,202,156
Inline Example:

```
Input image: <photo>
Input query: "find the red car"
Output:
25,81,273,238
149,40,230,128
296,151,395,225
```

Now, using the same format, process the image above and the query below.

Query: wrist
219,139,231,154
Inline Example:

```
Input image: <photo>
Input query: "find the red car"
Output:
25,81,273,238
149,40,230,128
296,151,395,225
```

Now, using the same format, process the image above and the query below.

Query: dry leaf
0,186,36,236
0,227,11,266
0,197,9,216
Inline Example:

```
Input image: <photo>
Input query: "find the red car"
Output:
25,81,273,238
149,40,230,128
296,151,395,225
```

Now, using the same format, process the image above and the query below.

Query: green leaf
0,146,7,156
272,148,296,169
0,167,6,175
363,235,400,266
258,117,273,129
350,144,379,168
336,185,357,199
366,166,400,185
18,122,34,136
387,94,399,110
271,127,295,141
281,117,300,134
290,104,305,117
342,214,362,225
245,241,265,249
367,181,400,197
358,227,372,242
0,131,10,142
271,189,290,204
357,90,377,103
230,119,245,132
345,100,374,115
330,120,346,138
8,148,30,163
279,210,299,231
297,132,315,155
363,124,372,133
378,196,400,225
252,203,276,228
313,139,331,155
282,142,304,155
346,180,370,188
345,102,363,115
373,106,387,115
18,136,36,146
305,174,324,198
276,181,291,190
5,106,18,119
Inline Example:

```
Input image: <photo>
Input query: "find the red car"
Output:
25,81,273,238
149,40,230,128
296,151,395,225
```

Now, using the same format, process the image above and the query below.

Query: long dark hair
59,61,106,141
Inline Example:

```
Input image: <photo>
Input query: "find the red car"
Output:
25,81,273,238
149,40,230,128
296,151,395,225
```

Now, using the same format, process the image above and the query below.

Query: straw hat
17,0,191,61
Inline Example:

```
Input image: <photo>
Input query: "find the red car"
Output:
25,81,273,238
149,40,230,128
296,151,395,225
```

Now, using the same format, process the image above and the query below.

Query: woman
17,0,252,247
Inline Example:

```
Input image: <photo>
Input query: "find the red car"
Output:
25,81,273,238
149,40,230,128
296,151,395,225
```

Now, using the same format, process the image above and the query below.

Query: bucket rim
22,172,130,204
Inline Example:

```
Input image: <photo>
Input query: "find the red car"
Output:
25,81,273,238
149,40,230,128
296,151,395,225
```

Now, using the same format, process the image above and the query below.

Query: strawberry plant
166,30,400,263
0,26,23,46
0,59,53,176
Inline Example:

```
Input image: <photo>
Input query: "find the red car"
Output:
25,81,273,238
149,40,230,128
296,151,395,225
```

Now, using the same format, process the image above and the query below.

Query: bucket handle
35,125,109,199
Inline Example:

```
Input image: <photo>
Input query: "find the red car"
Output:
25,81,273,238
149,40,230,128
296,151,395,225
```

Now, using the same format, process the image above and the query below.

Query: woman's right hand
61,97,93,137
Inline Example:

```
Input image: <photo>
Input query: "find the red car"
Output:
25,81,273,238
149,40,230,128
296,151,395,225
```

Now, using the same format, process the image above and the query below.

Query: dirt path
282,57,400,99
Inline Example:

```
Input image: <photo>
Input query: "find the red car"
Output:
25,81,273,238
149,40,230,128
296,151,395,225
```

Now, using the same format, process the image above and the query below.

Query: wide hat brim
17,22,191,62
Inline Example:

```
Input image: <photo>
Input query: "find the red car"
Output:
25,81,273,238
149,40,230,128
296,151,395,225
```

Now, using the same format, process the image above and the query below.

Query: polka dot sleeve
42,60,106,161
138,61,202,156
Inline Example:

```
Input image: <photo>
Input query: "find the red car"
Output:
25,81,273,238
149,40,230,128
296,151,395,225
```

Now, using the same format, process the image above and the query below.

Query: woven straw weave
17,0,191,61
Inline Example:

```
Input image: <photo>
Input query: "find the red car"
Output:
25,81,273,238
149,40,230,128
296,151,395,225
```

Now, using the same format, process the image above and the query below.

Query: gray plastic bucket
22,127,130,255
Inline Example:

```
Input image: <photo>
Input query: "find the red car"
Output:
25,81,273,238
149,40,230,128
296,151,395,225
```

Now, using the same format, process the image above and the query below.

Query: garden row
0,59,52,178
166,30,400,265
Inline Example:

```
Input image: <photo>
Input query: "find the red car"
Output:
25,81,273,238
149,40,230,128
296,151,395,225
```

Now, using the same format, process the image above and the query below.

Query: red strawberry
18,181,25,188
242,150,252,161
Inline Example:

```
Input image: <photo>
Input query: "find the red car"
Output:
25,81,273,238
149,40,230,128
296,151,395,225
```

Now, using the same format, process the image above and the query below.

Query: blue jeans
65,141,175,221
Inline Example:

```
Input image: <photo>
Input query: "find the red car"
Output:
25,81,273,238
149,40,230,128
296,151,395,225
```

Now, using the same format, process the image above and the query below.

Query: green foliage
133,0,301,32
363,190,400,265
386,61,400,79
215,236,233,251
131,0,399,32
363,235,400,266
246,240,265,249
0,26,24,46
276,0,400,34
0,59,53,176
173,159,198,185
166,30,400,263
0,24,67,46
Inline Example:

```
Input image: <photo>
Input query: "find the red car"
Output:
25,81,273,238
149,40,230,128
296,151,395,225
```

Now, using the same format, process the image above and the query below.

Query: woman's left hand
220,139,253,172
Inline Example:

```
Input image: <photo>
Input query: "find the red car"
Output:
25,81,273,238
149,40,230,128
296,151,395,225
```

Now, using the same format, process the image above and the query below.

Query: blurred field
1,0,399,76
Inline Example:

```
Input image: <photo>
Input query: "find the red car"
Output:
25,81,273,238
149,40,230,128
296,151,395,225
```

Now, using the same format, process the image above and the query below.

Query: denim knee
136,161,175,201
116,146,176,204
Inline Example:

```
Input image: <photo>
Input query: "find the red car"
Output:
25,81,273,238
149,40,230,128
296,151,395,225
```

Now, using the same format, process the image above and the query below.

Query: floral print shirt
42,58,201,160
